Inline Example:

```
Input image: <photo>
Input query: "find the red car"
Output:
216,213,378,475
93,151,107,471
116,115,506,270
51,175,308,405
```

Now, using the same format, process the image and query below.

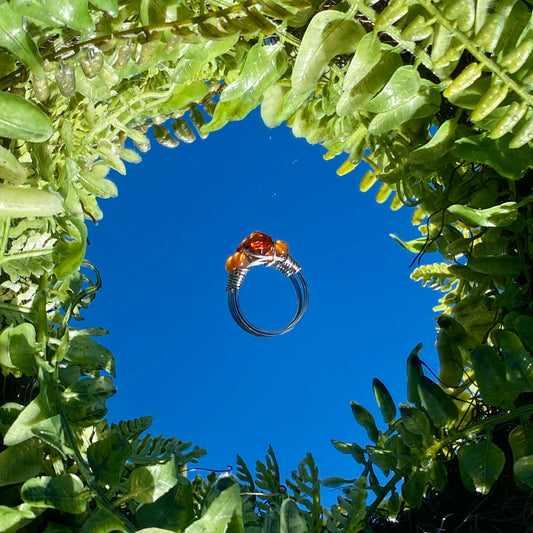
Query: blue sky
84,108,440,503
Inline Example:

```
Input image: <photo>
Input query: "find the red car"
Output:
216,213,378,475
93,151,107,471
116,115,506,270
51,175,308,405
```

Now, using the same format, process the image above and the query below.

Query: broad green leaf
87,432,131,487
0,439,44,487
372,378,396,425
136,476,195,531
467,256,522,277
343,31,382,92
172,37,239,86
21,474,88,514
10,0,60,27
80,507,130,533
0,504,38,532
31,415,73,456
0,145,26,184
447,202,518,228
471,344,518,408
63,375,117,404
221,43,288,103
401,470,426,507
203,98,258,133
494,330,533,392
398,403,431,438
452,134,533,180
4,388,52,446
514,455,533,488
0,323,38,377
350,401,379,442
509,424,533,462
280,499,306,533
0,3,44,77
291,10,364,95
43,0,94,30
0,91,52,142
406,343,424,406
511,315,533,353
330,440,365,463
365,66,423,113
184,477,243,533
427,458,447,491
65,335,115,376
88,0,119,16
390,234,437,253
417,376,458,429
156,81,209,117
436,322,464,388
0,183,63,218
368,82,441,134
130,458,179,503
458,440,505,494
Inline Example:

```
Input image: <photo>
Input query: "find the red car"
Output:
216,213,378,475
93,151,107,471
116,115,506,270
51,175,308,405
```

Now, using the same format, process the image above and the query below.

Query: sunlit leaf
291,9,364,96
0,439,44,487
458,440,505,494
43,0,94,31
350,401,379,442
87,432,131,487
372,378,396,425
130,458,179,503
494,330,533,393
21,474,88,513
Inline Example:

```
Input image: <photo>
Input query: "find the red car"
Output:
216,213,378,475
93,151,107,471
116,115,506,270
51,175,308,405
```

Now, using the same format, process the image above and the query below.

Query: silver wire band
226,254,308,337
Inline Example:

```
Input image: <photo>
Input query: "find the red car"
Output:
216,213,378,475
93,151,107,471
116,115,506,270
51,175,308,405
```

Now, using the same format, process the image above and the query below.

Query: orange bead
275,240,289,257
225,252,251,273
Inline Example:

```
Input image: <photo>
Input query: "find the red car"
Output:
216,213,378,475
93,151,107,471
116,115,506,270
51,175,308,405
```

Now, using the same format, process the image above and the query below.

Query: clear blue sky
84,108,440,503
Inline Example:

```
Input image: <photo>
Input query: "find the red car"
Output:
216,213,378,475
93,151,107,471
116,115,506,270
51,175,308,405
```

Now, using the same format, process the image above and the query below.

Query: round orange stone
275,240,289,257
225,252,251,273
237,231,274,255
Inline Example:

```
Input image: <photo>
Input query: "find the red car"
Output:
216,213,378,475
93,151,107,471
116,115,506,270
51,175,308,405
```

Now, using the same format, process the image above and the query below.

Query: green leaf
136,476,194,531
511,315,533,353
368,80,441,134
447,202,518,228
21,474,88,514
0,183,63,218
343,31,382,92
0,323,38,377
406,343,424,406
458,440,505,494
63,375,117,404
417,376,458,429
398,403,431,438
0,3,44,77
31,415,73,456
0,504,38,532
471,344,518,408
4,388,52,446
65,335,115,376
390,234,437,254
53,216,88,279
514,455,533,489
401,470,427,507
129,458,179,504
494,330,533,392
10,0,60,27
221,43,288,104
88,0,119,16
156,80,209,117
80,507,130,533
436,321,464,388
0,145,27,184
467,256,523,277
280,499,306,533
291,9,364,95
350,401,379,442
0,91,52,142
184,476,243,533
372,378,396,425
0,439,44,487
43,0,94,30
509,424,533,462
452,134,533,180
87,432,132,487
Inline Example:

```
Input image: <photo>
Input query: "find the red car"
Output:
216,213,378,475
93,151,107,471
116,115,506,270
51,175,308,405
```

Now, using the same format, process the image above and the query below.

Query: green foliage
0,0,532,530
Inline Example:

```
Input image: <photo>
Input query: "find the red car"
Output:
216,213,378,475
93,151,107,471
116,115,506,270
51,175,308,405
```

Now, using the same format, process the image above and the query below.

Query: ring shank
227,270,308,337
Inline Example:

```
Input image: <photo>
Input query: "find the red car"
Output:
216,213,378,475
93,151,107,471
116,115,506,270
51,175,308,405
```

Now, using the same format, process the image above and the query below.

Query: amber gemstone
236,231,274,255
225,252,251,273
275,240,289,257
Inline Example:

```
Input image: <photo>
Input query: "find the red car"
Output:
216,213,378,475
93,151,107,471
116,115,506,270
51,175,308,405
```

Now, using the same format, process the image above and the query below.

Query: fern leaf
411,262,457,292
110,416,153,441
129,433,206,466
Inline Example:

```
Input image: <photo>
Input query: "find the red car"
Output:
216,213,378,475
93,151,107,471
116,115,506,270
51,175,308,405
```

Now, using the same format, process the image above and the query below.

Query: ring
225,231,309,337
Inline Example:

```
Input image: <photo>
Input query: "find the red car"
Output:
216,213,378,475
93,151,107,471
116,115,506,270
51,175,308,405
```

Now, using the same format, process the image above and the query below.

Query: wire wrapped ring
225,231,309,337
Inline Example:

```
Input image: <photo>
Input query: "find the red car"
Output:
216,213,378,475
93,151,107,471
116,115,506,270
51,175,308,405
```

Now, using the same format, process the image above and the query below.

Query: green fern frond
129,433,207,466
286,453,323,533
325,478,367,533
110,416,153,441
411,262,458,293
